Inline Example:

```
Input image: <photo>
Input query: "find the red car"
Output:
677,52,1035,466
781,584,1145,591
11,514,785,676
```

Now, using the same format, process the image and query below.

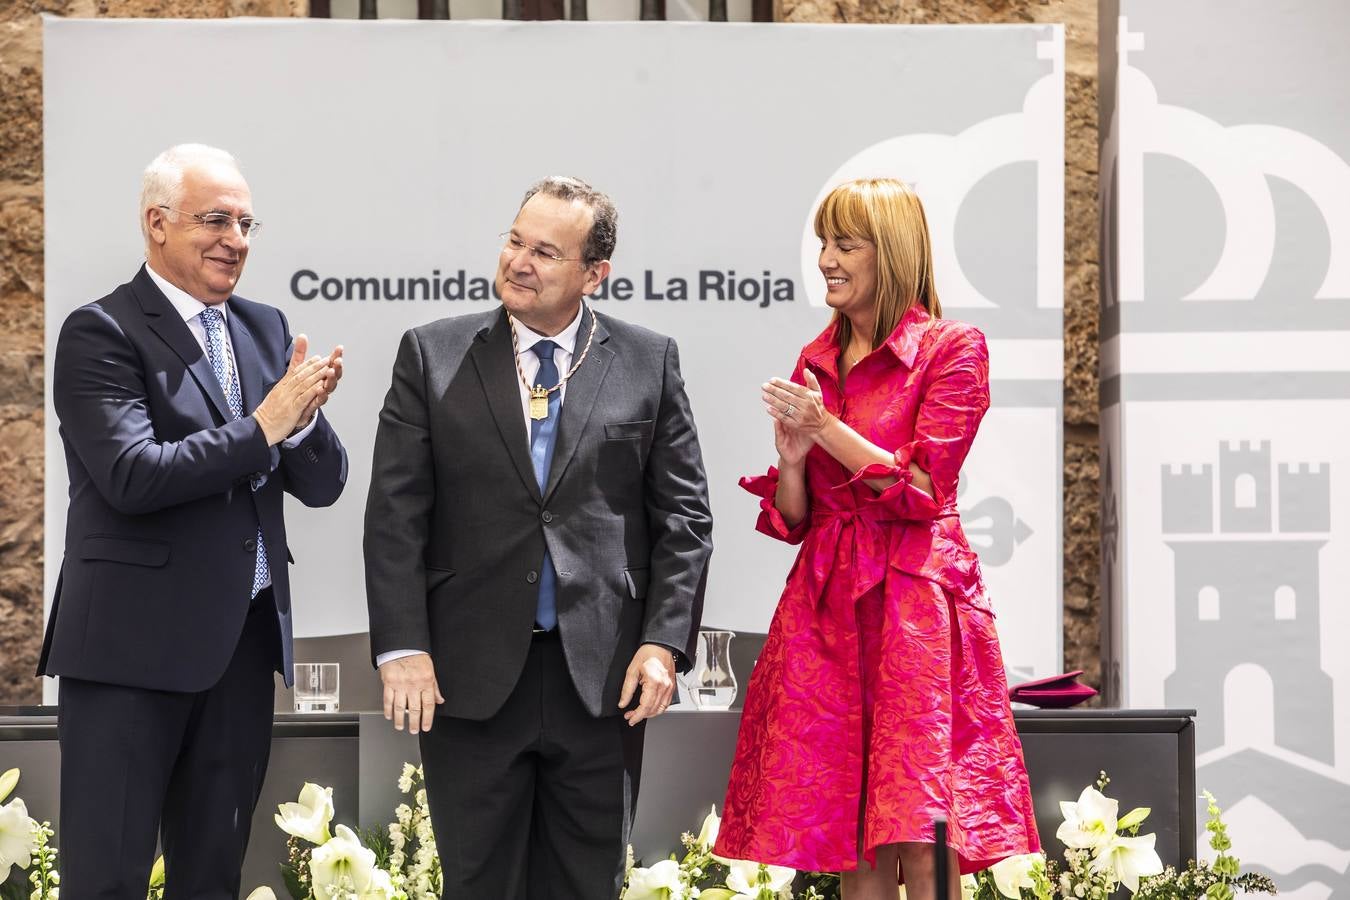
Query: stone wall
0,0,1100,703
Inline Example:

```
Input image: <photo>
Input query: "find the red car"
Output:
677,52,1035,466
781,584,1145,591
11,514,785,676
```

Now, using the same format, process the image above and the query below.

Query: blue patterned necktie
529,339,562,631
200,306,270,599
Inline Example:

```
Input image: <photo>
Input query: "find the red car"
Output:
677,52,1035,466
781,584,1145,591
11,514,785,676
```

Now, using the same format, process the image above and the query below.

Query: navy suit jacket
39,265,347,692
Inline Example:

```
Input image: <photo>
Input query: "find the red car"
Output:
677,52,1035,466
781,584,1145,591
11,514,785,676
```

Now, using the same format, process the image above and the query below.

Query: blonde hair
813,178,941,352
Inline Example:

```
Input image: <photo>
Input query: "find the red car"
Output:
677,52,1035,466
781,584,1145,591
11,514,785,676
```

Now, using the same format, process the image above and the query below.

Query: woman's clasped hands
762,369,831,465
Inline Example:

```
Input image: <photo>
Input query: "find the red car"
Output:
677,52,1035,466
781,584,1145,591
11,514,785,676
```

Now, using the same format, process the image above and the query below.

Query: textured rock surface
0,0,1101,702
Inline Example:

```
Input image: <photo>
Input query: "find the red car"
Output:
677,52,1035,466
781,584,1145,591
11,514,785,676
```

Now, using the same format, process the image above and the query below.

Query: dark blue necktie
530,340,561,631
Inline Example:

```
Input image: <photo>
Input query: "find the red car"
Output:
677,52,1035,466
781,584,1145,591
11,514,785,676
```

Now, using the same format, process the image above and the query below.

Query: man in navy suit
39,144,347,897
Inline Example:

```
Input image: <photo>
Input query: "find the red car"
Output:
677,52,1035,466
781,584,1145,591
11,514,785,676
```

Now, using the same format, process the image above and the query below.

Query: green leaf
698,890,738,900
1117,807,1151,831
0,768,17,804
1,868,29,900
279,861,308,900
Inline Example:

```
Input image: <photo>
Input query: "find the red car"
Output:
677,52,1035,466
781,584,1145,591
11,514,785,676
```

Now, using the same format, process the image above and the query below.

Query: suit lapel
544,308,613,502
225,304,269,414
132,267,232,423
469,310,542,501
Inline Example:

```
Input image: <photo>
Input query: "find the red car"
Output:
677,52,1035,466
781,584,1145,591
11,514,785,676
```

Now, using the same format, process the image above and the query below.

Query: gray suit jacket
364,306,712,720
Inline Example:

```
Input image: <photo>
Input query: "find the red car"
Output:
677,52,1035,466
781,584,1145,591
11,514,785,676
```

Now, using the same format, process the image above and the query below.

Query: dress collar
802,304,932,378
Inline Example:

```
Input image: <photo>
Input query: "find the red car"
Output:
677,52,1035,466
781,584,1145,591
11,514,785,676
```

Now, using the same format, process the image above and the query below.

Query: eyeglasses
159,206,262,238
499,232,583,266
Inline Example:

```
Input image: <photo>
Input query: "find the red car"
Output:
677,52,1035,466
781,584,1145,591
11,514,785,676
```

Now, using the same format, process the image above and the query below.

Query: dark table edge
2,708,1197,741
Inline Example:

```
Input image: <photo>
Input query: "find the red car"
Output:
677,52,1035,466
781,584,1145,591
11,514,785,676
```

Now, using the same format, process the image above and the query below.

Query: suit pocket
605,420,655,442
623,567,649,600
80,535,171,568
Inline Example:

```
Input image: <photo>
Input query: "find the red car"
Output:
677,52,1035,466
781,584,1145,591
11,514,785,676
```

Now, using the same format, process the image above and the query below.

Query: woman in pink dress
714,179,1040,899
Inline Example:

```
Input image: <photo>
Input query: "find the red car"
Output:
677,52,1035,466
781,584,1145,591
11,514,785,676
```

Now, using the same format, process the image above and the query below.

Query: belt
532,626,560,641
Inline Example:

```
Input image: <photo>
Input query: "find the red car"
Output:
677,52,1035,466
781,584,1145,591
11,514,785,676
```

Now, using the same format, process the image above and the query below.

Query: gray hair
139,144,242,243
520,176,617,266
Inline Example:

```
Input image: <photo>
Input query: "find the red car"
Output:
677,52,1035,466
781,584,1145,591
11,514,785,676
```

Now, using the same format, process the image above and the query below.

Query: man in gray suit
364,176,713,899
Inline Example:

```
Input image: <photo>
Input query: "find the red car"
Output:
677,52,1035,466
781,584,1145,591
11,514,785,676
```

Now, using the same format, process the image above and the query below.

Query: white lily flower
961,873,979,900
624,858,686,899
365,868,398,900
244,888,278,900
1091,833,1164,893
696,806,721,850
0,797,37,876
1056,786,1119,851
990,853,1046,899
723,859,795,897
275,782,335,844
310,824,378,898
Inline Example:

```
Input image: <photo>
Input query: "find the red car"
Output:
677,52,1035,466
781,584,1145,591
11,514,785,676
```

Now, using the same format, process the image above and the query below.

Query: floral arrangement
0,768,58,900
621,805,834,899
0,761,1279,900
968,773,1276,900
261,763,441,900
622,772,1277,900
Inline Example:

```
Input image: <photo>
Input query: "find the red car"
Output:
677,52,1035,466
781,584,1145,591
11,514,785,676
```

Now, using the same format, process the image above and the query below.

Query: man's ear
145,206,169,247
583,259,613,296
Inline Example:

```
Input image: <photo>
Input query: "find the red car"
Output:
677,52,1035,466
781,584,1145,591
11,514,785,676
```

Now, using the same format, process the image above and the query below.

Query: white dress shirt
146,263,317,448
375,305,586,669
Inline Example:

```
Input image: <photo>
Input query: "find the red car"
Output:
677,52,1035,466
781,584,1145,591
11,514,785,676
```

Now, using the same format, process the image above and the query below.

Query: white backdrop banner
1102,0,1350,888
43,19,1063,680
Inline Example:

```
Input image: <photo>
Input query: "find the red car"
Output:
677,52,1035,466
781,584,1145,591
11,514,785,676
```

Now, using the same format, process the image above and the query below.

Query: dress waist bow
800,507,897,612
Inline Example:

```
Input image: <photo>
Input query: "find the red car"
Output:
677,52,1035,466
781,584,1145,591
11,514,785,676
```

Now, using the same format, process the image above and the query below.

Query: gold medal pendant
529,386,550,420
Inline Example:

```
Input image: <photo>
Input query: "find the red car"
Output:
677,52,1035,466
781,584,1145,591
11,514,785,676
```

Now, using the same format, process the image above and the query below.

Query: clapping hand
296,342,344,430
253,334,334,446
762,369,831,464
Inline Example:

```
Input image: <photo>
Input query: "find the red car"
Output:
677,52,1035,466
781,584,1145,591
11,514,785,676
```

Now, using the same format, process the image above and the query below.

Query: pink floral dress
714,306,1040,875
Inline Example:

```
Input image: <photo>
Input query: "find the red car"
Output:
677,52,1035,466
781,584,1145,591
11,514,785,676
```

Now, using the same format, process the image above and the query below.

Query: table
0,707,1195,891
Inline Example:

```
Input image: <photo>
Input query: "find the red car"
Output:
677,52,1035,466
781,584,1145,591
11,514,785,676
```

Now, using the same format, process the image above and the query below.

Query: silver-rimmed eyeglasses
499,231,583,266
159,206,262,238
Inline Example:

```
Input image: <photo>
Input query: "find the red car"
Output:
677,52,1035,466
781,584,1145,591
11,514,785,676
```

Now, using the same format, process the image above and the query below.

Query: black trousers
57,589,281,900
419,633,646,900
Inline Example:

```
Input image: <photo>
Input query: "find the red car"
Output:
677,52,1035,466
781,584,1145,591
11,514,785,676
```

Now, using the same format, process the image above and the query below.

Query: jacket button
244,538,258,553
541,511,553,523
526,570,538,584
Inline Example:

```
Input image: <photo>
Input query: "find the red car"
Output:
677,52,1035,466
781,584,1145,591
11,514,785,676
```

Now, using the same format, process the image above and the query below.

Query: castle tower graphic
1162,441,1334,762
